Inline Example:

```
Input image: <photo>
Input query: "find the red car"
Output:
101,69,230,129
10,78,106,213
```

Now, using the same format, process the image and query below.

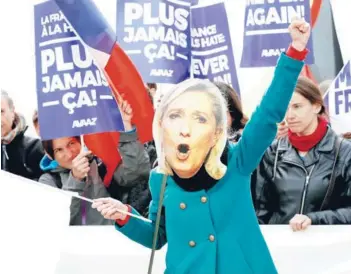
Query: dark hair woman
39,100,152,224
252,76,351,231
214,82,248,142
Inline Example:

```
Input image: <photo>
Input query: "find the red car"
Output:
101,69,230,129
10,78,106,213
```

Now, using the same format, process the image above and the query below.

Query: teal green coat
116,54,304,273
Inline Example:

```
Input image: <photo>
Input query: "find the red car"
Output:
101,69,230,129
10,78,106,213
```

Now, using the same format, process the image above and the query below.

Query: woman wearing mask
91,19,311,273
252,76,351,231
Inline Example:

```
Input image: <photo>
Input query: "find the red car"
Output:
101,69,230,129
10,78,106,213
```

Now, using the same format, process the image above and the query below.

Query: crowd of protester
1,74,351,228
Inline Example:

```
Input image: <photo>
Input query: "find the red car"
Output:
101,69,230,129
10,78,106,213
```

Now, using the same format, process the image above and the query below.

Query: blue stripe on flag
53,0,115,54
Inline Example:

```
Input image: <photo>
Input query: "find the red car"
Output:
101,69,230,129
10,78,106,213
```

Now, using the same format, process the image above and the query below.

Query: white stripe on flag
245,29,289,36
42,101,60,107
192,46,228,56
39,37,79,47
86,45,110,69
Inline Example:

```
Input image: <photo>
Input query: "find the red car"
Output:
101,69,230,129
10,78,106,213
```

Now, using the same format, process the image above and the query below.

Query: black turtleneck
171,142,229,192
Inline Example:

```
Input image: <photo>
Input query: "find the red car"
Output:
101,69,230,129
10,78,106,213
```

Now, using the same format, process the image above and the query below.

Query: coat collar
277,127,336,168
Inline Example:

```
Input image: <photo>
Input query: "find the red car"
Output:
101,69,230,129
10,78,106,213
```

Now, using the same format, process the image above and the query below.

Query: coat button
201,196,207,203
189,240,196,247
209,235,215,242
179,202,186,210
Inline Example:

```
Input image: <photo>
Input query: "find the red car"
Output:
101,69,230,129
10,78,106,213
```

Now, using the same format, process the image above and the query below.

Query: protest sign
325,60,351,135
52,225,351,274
330,0,351,62
240,0,314,67
191,2,240,94
0,171,71,274
34,1,123,140
116,0,191,83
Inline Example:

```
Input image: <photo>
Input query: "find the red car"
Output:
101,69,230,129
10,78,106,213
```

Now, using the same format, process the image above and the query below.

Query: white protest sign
35,1,123,140
190,2,240,93
116,0,191,83
330,0,351,62
325,60,351,135
240,0,314,67
0,171,71,274
0,170,350,274
53,225,351,274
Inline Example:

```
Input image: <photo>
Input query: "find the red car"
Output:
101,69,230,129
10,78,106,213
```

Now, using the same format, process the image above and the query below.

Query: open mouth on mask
176,144,190,160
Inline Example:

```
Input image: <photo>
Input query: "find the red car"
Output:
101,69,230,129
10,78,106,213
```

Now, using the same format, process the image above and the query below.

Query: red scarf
288,117,328,152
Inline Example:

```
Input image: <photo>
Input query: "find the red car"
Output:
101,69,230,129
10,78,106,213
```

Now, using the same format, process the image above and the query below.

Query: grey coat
39,131,151,225
39,160,113,225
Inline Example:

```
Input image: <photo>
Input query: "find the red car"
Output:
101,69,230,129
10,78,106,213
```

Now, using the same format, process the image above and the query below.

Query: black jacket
251,128,351,225
144,140,157,168
1,129,45,181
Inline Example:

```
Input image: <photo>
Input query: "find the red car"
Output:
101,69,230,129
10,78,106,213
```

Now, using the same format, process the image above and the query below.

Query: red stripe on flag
311,0,322,28
83,43,154,186
105,43,154,143
83,132,121,186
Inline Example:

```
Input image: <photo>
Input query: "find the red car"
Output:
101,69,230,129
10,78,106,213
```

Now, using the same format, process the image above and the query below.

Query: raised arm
112,99,151,187
232,18,310,175
112,130,151,187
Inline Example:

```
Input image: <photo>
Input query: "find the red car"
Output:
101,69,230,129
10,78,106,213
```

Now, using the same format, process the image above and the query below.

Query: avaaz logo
261,48,285,57
72,117,97,128
150,69,174,77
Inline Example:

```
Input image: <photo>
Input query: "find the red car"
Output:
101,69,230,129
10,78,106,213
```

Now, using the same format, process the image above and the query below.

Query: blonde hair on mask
153,78,228,180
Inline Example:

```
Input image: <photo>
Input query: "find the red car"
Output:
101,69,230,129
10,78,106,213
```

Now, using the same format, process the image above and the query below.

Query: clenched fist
288,17,311,51
117,95,134,131
289,214,312,232
71,150,91,180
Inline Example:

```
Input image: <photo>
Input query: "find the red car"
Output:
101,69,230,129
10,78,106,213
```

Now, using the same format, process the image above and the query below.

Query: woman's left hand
289,214,312,231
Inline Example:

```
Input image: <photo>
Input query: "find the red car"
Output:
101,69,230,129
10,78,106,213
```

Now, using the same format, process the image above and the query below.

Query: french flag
53,0,154,185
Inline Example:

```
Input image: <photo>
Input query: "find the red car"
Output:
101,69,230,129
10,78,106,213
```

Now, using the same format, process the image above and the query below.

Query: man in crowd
1,90,44,180
38,98,151,224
